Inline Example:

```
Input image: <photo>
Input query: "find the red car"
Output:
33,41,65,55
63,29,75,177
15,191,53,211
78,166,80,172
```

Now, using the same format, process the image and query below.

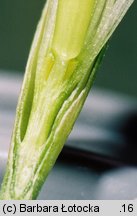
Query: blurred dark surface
0,0,137,96
0,0,45,71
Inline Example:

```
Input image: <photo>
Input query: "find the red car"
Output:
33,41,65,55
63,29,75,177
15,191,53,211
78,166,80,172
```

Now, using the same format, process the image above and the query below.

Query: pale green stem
0,0,134,199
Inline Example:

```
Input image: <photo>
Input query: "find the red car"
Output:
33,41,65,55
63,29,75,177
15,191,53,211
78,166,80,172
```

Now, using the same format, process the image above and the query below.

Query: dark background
0,0,137,97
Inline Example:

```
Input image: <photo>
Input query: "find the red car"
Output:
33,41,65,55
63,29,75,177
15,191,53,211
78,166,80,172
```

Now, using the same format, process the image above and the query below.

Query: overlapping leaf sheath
0,0,134,199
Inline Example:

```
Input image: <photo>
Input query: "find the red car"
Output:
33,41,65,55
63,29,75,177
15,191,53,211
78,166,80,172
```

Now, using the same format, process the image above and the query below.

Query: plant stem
0,0,134,199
